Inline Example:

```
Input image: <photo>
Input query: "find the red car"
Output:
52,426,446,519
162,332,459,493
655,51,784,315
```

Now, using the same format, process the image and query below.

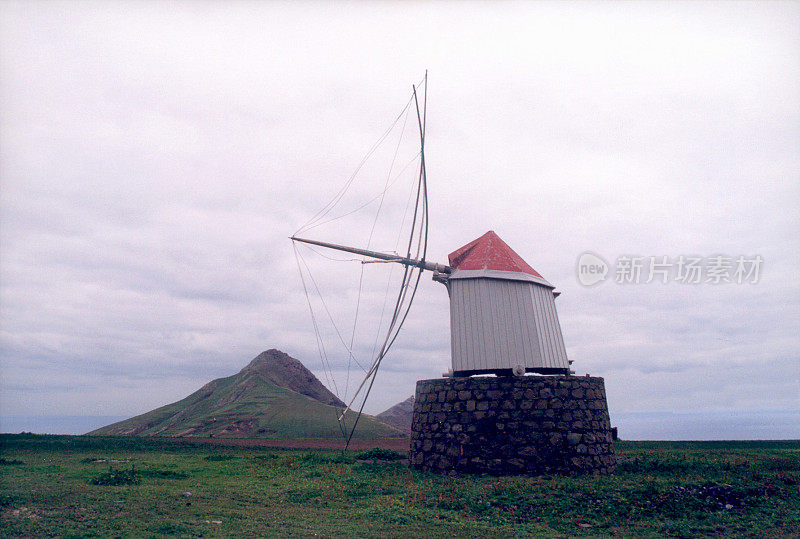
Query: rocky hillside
239,349,345,407
376,395,414,434
90,349,402,439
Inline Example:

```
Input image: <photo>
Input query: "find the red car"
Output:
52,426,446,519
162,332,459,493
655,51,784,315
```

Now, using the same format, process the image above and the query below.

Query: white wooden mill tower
441,230,571,377
292,230,571,377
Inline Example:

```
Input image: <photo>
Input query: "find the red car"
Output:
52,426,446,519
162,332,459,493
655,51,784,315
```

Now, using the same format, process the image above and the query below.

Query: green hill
90,349,403,440
376,395,414,434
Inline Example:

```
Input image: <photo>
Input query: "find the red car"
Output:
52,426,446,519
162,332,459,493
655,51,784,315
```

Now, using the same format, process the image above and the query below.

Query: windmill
291,74,615,473
291,230,573,378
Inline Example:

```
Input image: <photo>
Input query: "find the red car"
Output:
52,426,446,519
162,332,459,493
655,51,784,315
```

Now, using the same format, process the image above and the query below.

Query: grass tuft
355,447,406,461
89,465,141,486
204,454,236,461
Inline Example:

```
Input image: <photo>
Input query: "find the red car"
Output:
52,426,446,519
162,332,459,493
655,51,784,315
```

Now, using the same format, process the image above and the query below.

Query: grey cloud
1,3,798,436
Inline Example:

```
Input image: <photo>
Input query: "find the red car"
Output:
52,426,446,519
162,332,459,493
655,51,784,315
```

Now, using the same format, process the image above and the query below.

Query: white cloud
1,2,798,434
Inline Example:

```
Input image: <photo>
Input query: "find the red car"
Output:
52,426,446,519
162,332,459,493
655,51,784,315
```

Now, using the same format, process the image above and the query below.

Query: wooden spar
290,235,451,274
291,74,437,449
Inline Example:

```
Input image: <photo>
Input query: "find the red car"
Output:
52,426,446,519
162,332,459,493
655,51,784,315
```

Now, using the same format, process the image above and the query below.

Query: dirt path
179,437,411,451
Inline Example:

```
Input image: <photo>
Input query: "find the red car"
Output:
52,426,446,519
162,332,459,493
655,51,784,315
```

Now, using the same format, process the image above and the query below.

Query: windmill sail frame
292,73,435,448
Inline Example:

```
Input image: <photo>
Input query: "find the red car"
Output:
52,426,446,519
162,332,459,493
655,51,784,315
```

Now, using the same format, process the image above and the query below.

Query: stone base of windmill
409,375,616,475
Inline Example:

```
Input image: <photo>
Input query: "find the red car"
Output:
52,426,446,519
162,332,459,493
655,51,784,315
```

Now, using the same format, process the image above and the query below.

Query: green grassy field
1,435,798,537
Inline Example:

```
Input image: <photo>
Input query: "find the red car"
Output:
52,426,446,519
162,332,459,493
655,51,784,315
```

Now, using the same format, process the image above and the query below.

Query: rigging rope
346,104,413,404
343,75,430,450
294,94,416,237
291,73,430,450
296,151,421,234
292,242,342,397
294,244,368,374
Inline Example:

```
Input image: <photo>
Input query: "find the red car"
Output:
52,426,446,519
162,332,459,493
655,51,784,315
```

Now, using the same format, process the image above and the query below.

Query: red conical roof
448,231,544,279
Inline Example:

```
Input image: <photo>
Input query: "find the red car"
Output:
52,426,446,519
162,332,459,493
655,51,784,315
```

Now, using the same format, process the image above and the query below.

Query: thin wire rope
296,121,403,235
368,152,421,358
297,151,421,234
344,75,429,449
290,74,428,449
292,242,342,399
344,105,413,403
367,105,411,250
294,243,362,444
293,158,418,392
366,148,423,357
296,244,368,373
345,263,423,449
341,259,414,417
295,95,416,237
340,199,420,422
368,263,396,360
297,74,424,238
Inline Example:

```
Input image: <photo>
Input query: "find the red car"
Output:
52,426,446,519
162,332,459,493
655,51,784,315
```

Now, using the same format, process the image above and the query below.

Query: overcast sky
1,1,798,439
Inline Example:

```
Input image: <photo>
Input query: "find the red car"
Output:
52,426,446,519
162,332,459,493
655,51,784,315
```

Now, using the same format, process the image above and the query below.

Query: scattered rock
8,507,39,520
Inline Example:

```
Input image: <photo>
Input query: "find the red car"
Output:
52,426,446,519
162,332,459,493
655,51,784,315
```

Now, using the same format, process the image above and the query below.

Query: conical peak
448,231,544,279
244,349,294,373
240,349,345,408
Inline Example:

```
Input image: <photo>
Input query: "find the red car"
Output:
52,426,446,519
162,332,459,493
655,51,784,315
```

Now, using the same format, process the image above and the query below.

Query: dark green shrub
90,465,140,486
204,454,235,461
355,447,406,461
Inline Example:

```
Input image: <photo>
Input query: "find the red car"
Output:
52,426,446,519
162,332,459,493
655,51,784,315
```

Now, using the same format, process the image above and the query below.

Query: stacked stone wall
409,376,615,475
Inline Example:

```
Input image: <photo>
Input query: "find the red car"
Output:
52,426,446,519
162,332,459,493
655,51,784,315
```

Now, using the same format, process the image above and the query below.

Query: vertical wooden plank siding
529,284,569,369
449,278,568,372
449,280,464,370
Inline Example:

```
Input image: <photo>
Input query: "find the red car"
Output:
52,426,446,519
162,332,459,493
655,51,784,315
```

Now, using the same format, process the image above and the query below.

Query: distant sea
0,416,127,435
1,410,798,440
612,409,800,440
